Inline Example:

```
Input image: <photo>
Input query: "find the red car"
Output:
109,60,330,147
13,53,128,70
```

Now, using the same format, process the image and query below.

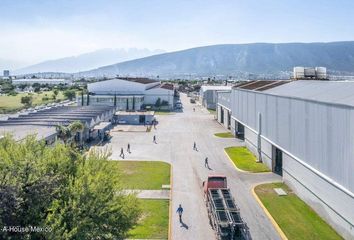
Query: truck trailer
203,175,250,240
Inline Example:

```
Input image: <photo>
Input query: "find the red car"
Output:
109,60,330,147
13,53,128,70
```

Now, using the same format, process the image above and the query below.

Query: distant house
199,85,232,110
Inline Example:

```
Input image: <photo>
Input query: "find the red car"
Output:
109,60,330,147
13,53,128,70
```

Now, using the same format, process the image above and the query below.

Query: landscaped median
214,132,234,138
114,160,171,239
155,110,175,115
129,199,169,239
225,146,270,172
116,161,170,190
208,108,216,114
254,183,342,240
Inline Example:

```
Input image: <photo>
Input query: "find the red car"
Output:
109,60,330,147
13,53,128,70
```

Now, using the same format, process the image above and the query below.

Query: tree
31,83,41,92
56,121,84,145
18,84,27,91
53,89,59,100
1,82,14,94
0,136,141,240
56,125,71,144
21,95,33,107
155,98,161,109
32,83,40,89
69,121,84,145
161,100,169,106
64,90,76,101
46,150,140,240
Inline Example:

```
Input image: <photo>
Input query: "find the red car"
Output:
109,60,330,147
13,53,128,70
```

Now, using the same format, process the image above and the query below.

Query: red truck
203,175,250,240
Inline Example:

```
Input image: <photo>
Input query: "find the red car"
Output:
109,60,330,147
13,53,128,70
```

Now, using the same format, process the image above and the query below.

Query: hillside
15,48,165,74
80,42,354,77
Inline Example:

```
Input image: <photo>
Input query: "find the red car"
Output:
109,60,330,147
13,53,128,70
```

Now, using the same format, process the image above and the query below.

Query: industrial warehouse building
199,85,232,110
78,77,175,110
0,105,115,144
216,80,354,239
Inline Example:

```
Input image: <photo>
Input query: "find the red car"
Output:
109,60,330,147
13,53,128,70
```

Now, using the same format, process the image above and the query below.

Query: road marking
251,185,288,240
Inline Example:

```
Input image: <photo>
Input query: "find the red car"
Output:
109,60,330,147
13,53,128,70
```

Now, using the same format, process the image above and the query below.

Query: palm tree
69,121,84,133
56,125,71,144
56,121,84,145
69,121,85,146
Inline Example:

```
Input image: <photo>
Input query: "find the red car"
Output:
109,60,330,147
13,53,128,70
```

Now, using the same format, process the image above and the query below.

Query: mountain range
80,41,354,78
12,41,354,78
14,48,165,74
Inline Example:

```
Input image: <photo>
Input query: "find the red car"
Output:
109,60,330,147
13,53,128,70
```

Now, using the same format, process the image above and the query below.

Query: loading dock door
139,115,146,124
235,121,245,140
227,111,231,129
272,146,283,176
220,107,224,124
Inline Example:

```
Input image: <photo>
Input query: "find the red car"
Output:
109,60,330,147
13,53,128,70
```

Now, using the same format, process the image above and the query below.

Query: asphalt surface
102,93,282,240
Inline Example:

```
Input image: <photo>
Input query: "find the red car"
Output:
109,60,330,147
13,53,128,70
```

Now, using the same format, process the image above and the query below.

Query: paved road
102,93,282,240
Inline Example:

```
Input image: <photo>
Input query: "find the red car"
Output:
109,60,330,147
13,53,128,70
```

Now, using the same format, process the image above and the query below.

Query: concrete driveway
100,93,282,240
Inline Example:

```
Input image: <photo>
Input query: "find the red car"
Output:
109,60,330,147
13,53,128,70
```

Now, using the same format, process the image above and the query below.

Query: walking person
176,204,184,222
193,141,197,151
205,157,209,168
127,143,130,153
153,135,157,144
120,147,125,159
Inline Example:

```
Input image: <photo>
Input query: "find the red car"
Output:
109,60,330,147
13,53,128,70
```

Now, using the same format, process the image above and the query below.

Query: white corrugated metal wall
231,89,354,237
232,89,354,193
230,88,354,238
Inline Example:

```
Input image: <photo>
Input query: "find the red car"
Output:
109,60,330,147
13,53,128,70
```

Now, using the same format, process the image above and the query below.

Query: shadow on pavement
180,220,189,230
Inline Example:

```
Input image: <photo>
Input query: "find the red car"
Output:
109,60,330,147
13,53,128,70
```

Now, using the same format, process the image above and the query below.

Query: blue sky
1,0,354,66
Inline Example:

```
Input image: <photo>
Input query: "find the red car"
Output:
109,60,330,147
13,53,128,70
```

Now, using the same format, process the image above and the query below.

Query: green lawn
116,161,170,190
207,108,216,114
155,110,175,115
225,146,269,172
255,183,342,240
0,91,67,113
129,199,169,239
214,132,234,138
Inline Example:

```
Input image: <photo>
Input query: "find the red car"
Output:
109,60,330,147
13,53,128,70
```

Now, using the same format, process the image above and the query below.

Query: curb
168,165,173,240
223,149,248,173
251,185,288,240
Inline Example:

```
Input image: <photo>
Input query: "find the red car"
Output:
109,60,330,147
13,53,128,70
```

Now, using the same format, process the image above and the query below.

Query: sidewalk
123,190,170,199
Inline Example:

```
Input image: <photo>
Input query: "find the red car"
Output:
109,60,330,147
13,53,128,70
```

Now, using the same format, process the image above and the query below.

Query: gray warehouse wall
231,89,354,238
231,89,354,194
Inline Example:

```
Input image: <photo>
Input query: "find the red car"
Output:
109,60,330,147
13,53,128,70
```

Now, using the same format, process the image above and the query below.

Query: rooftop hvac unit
293,66,305,79
315,67,327,79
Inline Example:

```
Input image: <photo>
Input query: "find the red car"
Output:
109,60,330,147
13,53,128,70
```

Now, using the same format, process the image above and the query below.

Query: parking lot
98,93,282,240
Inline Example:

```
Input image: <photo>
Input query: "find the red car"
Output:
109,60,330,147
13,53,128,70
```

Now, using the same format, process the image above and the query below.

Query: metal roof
115,111,155,116
233,80,291,91
264,80,354,107
93,122,112,130
0,125,57,141
118,77,158,84
200,85,232,92
160,83,174,90
0,105,115,128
